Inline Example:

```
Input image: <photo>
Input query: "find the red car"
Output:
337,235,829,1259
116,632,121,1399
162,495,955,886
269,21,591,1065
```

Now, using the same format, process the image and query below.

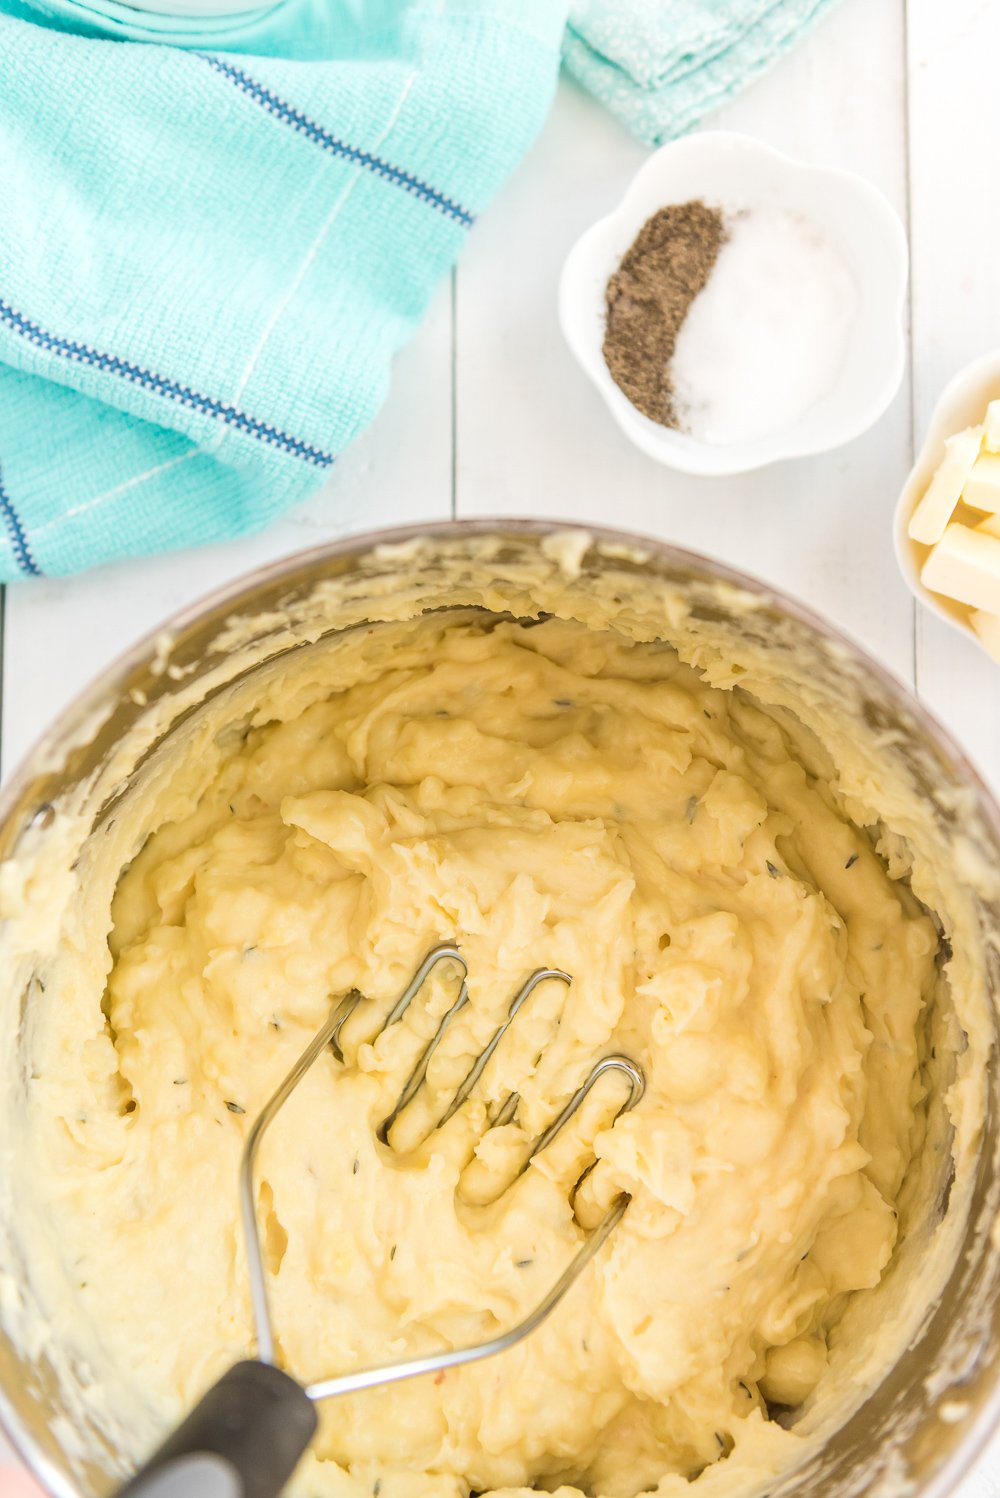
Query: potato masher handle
115,1360,317,1498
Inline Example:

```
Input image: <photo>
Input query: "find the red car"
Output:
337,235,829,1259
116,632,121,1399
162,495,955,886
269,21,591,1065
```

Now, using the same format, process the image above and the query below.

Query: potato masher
118,943,645,1498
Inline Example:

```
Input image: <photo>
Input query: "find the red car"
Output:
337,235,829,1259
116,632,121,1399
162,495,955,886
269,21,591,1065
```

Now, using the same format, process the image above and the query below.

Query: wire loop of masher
239,946,645,1398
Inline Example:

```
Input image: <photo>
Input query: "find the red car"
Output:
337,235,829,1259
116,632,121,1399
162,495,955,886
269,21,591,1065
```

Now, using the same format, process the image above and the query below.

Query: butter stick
908,427,983,545
962,451,1000,514
971,608,1000,662
920,521,1000,613
984,399,1000,452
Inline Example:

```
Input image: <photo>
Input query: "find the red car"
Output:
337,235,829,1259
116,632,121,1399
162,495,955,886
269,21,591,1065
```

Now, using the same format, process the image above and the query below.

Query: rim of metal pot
2,516,1000,1498
2,517,998,845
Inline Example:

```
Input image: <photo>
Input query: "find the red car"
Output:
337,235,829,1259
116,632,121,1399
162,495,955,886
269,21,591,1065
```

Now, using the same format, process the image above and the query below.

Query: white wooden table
3,0,1000,1488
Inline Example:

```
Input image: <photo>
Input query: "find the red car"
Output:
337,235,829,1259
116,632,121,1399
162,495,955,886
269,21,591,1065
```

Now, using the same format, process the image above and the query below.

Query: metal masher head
240,943,645,1404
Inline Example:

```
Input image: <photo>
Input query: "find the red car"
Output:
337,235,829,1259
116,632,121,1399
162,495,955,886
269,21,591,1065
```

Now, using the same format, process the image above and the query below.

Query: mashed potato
18,608,943,1498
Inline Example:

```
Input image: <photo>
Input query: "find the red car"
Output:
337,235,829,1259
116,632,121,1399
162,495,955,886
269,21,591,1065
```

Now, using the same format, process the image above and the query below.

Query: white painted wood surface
3,0,1000,1486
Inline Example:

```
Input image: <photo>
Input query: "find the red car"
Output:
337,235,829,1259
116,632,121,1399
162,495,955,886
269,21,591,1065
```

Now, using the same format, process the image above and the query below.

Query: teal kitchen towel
0,1,565,579
0,0,833,583
564,0,839,146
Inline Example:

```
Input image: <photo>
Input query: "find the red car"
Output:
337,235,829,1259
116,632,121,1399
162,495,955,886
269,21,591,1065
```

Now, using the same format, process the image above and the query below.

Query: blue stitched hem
0,298,336,469
0,467,42,577
199,54,476,230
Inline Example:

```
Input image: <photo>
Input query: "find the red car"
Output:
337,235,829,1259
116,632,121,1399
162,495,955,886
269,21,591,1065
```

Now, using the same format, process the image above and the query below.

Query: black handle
116,1361,318,1498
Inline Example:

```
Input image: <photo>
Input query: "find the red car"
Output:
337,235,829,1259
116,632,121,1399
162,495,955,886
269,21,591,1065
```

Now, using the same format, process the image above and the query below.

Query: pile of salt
670,206,857,447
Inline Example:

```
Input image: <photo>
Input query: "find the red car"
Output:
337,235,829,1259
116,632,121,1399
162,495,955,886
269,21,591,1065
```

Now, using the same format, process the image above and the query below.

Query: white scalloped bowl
894,349,1000,657
558,131,908,477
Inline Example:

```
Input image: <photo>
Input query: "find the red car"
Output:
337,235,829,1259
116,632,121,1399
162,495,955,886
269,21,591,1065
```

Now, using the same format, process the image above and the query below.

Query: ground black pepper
603,200,726,428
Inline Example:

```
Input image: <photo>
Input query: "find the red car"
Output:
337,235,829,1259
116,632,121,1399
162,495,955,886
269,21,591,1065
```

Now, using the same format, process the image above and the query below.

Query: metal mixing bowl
1,520,999,1498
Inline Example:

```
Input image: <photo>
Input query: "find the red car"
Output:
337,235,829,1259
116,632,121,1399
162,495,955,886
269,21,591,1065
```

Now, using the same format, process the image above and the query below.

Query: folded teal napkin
0,0,565,579
0,0,833,582
564,0,838,146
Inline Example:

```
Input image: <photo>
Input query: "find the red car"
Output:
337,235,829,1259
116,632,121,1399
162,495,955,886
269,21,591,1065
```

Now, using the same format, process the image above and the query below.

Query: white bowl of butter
558,131,908,476
895,350,1000,661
